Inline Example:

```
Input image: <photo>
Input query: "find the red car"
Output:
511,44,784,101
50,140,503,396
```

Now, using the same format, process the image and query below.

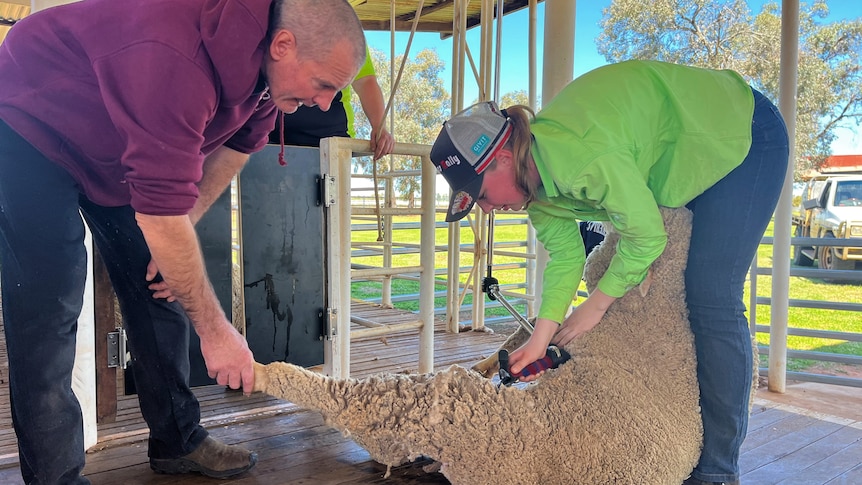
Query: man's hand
199,322,256,395
370,127,394,160
145,259,176,301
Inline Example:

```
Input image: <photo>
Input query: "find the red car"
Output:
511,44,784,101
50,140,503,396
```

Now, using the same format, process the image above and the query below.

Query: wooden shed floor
2,303,862,484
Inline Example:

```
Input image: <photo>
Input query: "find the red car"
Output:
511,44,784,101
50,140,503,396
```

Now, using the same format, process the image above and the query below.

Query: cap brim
445,174,484,222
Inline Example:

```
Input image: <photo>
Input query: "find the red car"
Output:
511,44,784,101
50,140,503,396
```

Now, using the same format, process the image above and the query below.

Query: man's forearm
353,75,387,133
136,212,227,337
188,146,250,225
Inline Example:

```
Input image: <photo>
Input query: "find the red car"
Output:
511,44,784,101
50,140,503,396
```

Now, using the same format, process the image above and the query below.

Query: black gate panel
238,145,325,367
192,145,325,387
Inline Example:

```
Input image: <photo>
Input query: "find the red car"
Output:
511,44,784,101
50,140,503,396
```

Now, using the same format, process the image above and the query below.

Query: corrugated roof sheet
0,0,540,45
0,1,30,45
352,0,540,34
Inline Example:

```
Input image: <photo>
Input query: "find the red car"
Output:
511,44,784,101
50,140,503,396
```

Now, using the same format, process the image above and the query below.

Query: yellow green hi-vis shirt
527,60,755,323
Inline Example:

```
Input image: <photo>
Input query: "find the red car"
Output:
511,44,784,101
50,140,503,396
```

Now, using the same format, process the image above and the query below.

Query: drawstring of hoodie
278,110,286,166
256,81,286,166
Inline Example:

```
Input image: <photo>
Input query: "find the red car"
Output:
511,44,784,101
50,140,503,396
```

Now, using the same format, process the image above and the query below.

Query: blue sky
364,1,862,154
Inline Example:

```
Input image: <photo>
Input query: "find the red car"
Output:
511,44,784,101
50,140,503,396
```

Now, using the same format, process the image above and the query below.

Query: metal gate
195,145,326,386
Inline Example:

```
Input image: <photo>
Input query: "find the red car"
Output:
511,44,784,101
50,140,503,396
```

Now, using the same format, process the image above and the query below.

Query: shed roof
350,0,539,34
0,0,540,45
0,0,29,44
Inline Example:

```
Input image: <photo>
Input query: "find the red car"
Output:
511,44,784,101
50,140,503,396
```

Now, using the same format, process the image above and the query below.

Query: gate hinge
317,174,337,207
107,328,130,369
319,307,337,340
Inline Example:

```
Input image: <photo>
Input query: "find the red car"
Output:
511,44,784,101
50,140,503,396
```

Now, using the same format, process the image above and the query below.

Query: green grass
350,213,862,371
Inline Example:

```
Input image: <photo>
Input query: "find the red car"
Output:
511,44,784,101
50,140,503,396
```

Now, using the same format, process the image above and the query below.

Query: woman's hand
552,289,616,347
507,318,558,382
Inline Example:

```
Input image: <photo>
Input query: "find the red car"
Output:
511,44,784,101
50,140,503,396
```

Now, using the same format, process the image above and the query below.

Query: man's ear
269,30,297,61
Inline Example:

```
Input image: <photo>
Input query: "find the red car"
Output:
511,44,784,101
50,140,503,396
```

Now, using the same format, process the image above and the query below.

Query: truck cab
793,175,862,271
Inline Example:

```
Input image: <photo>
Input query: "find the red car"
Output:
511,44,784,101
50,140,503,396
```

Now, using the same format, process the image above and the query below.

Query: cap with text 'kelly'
429,101,512,222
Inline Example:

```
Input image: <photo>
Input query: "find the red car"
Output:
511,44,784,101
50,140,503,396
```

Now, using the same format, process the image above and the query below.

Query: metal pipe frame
770,0,801,393
320,137,434,378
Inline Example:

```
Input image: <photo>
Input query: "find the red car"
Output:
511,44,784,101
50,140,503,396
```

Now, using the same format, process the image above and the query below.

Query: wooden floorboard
2,301,862,484
740,400,862,485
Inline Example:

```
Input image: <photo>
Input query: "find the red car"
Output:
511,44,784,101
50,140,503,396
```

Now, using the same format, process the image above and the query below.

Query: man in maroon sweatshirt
0,0,366,482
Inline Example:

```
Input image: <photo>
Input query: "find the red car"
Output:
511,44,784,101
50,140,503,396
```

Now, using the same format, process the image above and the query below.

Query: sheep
252,207,705,484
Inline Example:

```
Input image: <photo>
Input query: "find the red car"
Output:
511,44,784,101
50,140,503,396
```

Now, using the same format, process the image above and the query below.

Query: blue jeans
0,120,208,484
684,89,789,482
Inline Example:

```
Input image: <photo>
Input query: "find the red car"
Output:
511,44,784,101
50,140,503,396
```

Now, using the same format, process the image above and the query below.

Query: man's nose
477,200,493,212
314,92,336,112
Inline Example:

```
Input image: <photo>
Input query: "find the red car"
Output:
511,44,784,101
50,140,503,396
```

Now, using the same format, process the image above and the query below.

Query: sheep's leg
253,361,507,470
252,362,269,393
252,361,348,418
470,353,499,378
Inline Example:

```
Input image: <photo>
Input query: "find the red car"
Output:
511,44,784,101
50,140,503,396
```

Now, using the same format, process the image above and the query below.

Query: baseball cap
430,101,513,222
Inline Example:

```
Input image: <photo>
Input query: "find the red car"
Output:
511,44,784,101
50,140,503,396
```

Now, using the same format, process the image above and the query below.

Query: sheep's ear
637,269,653,297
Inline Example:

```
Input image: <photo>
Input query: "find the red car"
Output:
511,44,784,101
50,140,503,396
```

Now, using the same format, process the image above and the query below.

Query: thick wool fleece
253,207,703,485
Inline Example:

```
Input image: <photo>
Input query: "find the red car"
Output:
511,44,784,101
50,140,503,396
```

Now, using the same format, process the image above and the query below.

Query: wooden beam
93,249,118,424
396,0,453,22
361,19,453,33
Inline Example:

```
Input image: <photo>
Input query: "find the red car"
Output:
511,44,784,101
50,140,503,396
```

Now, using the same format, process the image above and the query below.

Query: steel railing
750,236,862,388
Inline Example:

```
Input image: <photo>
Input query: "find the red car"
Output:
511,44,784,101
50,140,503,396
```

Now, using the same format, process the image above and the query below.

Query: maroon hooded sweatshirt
0,0,277,215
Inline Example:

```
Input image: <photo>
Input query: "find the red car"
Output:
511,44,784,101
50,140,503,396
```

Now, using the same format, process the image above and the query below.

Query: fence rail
349,209,535,324
750,235,862,389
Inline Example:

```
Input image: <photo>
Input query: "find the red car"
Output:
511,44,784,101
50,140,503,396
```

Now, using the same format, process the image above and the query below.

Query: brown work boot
150,436,257,479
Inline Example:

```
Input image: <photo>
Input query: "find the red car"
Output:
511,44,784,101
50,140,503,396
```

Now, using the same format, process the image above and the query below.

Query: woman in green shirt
429,60,788,485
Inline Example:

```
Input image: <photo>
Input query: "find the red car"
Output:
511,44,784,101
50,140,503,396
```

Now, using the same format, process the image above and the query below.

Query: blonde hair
504,105,539,205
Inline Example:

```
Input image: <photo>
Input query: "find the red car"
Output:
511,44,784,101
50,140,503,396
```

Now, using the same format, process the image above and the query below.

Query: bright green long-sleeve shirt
528,60,754,323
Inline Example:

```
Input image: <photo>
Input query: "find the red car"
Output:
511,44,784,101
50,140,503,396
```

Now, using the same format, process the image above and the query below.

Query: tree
469,89,536,109
597,0,862,179
499,90,541,109
352,48,450,206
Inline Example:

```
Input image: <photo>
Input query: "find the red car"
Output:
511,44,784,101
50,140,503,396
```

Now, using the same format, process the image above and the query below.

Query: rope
369,0,426,244
372,157,383,241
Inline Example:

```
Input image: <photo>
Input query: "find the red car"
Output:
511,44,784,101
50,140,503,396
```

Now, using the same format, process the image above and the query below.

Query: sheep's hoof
252,362,269,393
471,355,499,378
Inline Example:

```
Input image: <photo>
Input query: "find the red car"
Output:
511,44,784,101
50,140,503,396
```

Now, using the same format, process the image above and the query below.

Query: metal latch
317,174,337,207
107,328,130,369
